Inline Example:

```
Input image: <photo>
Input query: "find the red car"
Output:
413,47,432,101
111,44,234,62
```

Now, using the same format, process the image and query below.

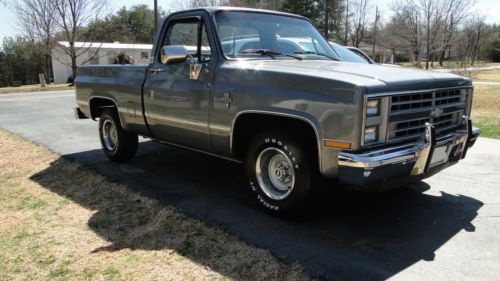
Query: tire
245,130,314,216
98,110,138,162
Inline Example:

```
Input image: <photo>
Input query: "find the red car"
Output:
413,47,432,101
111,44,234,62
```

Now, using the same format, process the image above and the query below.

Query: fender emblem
214,92,232,108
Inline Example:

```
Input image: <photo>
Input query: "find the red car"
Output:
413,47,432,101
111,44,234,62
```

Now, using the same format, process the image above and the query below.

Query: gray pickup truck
75,7,480,215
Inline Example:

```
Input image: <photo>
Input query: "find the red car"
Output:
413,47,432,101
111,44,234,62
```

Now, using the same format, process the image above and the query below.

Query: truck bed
75,64,149,134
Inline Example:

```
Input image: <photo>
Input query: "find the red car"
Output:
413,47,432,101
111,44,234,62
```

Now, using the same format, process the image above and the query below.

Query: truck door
143,13,216,151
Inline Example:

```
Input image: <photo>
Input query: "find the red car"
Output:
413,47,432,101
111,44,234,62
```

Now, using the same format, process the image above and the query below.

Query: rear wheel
245,131,314,216
98,110,138,162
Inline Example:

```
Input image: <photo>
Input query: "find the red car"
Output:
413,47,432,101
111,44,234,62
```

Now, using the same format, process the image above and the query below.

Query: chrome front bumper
338,117,480,186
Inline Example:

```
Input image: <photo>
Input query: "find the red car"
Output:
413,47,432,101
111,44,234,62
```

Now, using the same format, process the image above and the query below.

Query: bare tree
11,0,57,84
229,0,276,9
470,15,486,65
396,4,421,64
438,0,473,66
371,5,379,58
343,0,350,45
171,0,282,10
52,0,109,81
349,0,369,47
390,0,447,68
449,18,484,76
170,0,229,10
421,0,433,68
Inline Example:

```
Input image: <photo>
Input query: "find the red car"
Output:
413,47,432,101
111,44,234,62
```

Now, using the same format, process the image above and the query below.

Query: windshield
329,43,369,64
215,11,339,60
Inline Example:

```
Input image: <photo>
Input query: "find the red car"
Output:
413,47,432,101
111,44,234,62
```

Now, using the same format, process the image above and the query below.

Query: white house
51,41,153,84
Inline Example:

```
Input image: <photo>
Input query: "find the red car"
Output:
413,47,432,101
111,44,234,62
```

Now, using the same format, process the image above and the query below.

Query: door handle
150,68,165,74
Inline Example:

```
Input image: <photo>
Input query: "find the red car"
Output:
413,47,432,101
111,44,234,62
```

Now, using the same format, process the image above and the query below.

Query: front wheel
245,131,314,216
98,110,138,162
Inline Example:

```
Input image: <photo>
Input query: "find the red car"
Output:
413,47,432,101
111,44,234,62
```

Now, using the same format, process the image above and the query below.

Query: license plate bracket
430,144,450,167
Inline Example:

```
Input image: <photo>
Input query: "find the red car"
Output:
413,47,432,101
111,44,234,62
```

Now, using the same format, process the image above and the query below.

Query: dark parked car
329,42,370,63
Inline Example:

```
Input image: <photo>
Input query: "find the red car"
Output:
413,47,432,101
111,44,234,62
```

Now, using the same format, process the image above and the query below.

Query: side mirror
160,45,189,64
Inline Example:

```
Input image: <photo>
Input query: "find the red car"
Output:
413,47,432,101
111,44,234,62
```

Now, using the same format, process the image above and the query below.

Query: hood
229,60,471,92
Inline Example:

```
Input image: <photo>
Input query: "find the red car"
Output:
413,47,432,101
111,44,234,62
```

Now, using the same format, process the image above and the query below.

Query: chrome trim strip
339,143,424,168
88,96,118,115
209,123,231,132
339,126,468,170
155,138,243,163
460,115,472,159
361,95,390,147
366,85,473,98
360,95,368,146
470,127,481,141
389,102,466,116
413,123,435,175
147,112,208,128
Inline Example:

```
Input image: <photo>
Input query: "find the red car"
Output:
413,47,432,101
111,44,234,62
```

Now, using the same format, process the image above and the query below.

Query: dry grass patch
0,84,74,94
475,70,500,83
472,85,500,139
0,129,312,281
398,61,497,69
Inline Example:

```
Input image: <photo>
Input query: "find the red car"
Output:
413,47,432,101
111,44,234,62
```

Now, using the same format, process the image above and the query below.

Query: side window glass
164,21,198,56
162,19,212,63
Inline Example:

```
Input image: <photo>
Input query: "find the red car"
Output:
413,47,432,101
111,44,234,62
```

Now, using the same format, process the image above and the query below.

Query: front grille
390,89,462,114
387,88,466,143
391,92,433,113
389,117,429,140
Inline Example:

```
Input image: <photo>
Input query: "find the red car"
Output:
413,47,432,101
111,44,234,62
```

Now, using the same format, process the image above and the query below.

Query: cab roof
170,6,309,21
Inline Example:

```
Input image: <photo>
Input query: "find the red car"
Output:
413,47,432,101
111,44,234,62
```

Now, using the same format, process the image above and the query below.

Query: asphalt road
1,90,499,281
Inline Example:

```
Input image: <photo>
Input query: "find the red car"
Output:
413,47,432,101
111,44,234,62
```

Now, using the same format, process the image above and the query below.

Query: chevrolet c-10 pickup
74,7,480,215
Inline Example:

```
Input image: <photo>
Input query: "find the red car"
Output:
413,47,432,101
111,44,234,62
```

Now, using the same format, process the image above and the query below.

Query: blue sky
1,0,499,43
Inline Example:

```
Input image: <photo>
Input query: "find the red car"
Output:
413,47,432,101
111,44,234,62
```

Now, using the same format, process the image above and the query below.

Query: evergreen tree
83,5,167,44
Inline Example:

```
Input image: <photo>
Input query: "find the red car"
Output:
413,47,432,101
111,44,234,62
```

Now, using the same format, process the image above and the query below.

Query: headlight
366,99,379,117
364,126,378,143
460,88,468,102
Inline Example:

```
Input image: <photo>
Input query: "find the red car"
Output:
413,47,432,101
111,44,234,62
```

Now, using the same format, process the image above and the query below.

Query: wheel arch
230,110,323,171
88,96,126,128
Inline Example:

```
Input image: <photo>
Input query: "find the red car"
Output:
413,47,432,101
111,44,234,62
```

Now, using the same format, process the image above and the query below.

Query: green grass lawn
472,85,500,139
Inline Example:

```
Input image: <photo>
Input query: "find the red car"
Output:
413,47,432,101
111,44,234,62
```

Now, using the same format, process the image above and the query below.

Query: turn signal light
324,140,352,149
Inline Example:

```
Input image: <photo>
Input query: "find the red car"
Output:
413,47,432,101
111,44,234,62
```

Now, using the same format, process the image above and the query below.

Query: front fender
231,108,346,178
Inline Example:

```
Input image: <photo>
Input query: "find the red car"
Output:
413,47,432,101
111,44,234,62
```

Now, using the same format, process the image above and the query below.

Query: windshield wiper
293,50,339,61
241,49,302,60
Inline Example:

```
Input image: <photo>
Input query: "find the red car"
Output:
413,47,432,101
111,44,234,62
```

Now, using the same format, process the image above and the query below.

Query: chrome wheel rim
255,147,295,200
102,119,118,151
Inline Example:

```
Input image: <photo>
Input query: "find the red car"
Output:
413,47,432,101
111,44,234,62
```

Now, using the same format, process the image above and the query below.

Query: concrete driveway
1,90,499,281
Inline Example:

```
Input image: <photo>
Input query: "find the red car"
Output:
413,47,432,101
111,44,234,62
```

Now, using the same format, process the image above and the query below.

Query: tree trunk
45,40,52,85
372,6,379,60
438,49,445,67
425,21,430,70
44,54,52,85
344,0,349,45
471,23,482,66
324,0,329,38
71,55,77,85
